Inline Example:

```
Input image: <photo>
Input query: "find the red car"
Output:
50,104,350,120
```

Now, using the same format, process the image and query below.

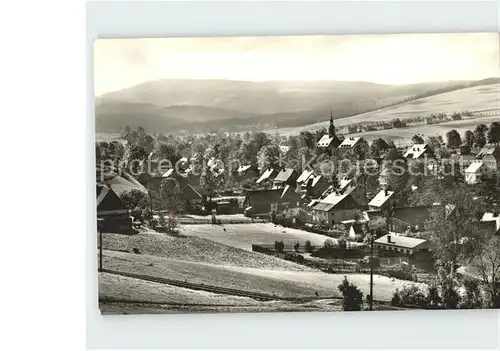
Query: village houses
465,144,500,184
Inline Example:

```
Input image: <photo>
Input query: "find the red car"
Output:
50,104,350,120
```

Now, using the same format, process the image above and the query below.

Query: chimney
387,235,391,243
385,189,388,196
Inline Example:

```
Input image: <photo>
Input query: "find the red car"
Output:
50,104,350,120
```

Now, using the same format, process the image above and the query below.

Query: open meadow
344,115,500,146
99,228,421,314
179,223,346,251
277,83,500,133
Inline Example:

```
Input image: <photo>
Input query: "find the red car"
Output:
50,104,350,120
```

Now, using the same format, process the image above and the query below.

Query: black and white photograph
94,33,500,315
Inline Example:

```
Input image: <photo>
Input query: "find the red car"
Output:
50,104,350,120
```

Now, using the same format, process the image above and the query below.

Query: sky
94,33,499,96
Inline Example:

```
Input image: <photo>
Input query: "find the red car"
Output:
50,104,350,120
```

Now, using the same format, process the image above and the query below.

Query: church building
316,113,342,153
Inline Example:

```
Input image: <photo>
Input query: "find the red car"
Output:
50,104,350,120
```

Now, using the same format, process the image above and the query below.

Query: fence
179,217,268,225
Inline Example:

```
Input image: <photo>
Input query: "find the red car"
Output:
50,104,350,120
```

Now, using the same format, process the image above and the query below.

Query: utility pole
98,218,104,272
369,233,374,311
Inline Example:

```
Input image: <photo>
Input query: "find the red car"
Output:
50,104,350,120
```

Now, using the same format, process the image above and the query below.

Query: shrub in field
391,291,401,306
304,240,313,253
392,284,428,307
293,241,300,253
337,236,347,249
425,285,442,309
460,279,483,309
284,252,304,264
324,238,335,249
274,240,285,253
338,276,364,311
442,285,461,309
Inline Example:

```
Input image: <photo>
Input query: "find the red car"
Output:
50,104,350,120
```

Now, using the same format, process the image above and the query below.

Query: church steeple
328,110,336,138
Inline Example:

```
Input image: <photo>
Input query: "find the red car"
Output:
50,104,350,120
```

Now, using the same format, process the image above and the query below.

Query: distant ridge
95,77,499,134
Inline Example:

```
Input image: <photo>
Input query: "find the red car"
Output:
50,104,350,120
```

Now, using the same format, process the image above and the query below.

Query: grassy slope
102,230,314,271
99,272,346,314
99,271,260,305
341,115,500,146
102,249,422,302
275,83,500,136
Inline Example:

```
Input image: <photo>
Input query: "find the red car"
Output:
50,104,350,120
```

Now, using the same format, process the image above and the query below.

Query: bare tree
468,236,500,307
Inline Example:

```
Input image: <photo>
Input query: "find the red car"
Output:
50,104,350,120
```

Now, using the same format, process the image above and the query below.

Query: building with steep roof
256,168,278,185
273,168,298,188
311,192,359,225
244,186,301,217
403,143,434,160
96,184,134,233
368,189,396,217
480,212,500,236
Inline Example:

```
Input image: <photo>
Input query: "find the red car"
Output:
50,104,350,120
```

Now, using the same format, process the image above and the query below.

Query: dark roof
96,184,128,212
351,223,365,235
247,189,282,203
182,184,202,200
391,206,431,226
246,186,299,204
96,165,147,197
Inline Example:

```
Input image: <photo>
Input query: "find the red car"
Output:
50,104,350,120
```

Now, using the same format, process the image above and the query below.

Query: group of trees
344,110,477,136
421,184,500,308
443,122,500,150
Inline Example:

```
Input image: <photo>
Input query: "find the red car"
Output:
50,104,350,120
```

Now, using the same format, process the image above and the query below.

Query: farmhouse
273,167,298,188
338,137,368,157
480,212,500,236
477,144,500,171
320,177,368,206
374,234,431,255
403,143,434,160
96,184,133,233
464,144,500,184
311,192,360,225
244,186,301,217
368,189,396,216
321,177,353,197
296,169,314,186
304,174,330,198
96,166,148,198
465,161,494,184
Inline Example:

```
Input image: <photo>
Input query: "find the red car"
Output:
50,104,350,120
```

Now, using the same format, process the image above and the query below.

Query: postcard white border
86,1,500,349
